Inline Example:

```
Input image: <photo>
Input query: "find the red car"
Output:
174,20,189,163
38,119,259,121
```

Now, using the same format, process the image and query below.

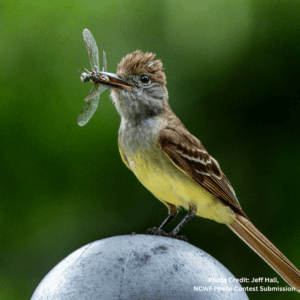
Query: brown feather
158,126,249,218
116,50,166,85
228,215,300,291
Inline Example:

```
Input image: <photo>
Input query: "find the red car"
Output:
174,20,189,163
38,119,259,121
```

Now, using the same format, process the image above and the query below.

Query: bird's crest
117,50,166,85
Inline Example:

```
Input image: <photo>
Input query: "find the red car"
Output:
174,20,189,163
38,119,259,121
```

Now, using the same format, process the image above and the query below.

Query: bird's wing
158,126,248,218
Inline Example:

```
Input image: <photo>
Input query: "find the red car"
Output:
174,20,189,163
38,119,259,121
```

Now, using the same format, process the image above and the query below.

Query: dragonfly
77,29,109,126
78,29,135,126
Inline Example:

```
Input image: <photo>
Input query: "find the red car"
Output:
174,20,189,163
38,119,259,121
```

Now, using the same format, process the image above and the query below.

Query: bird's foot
146,227,169,237
168,231,188,242
146,227,188,242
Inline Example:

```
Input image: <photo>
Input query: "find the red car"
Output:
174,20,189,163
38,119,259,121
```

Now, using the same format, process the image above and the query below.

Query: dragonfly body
81,68,109,84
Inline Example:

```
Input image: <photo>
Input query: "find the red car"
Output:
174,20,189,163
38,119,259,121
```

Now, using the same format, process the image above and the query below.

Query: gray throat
111,87,166,126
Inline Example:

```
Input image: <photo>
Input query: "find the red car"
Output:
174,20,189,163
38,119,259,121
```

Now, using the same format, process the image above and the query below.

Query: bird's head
99,50,169,123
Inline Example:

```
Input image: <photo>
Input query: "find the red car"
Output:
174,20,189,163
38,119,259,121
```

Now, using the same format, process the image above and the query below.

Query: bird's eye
140,74,151,84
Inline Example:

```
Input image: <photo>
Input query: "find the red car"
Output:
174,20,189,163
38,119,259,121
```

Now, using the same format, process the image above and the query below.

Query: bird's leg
147,204,197,242
146,202,177,235
170,205,197,237
158,203,178,230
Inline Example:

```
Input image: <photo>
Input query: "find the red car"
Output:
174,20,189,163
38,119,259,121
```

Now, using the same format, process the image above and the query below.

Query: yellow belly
128,147,235,224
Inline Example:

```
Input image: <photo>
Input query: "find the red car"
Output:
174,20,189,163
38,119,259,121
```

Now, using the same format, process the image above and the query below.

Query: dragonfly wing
102,51,107,72
77,85,101,126
82,29,99,73
99,84,108,94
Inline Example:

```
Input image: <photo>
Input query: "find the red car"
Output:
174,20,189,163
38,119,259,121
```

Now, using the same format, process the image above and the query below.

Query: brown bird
93,50,300,291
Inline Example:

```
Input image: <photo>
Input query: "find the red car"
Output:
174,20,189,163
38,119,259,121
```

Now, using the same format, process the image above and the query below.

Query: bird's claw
167,232,188,242
146,227,188,241
146,227,169,236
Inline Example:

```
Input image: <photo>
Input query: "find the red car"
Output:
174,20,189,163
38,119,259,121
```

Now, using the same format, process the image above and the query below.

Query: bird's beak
98,71,134,90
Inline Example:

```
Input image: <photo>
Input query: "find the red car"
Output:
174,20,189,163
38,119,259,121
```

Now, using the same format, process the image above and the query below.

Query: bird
93,50,300,291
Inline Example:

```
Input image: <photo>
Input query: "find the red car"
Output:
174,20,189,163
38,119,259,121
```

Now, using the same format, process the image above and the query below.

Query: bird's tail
227,214,300,291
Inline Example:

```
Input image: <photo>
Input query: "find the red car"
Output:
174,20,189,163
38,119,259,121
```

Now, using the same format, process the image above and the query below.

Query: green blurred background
1,0,300,299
